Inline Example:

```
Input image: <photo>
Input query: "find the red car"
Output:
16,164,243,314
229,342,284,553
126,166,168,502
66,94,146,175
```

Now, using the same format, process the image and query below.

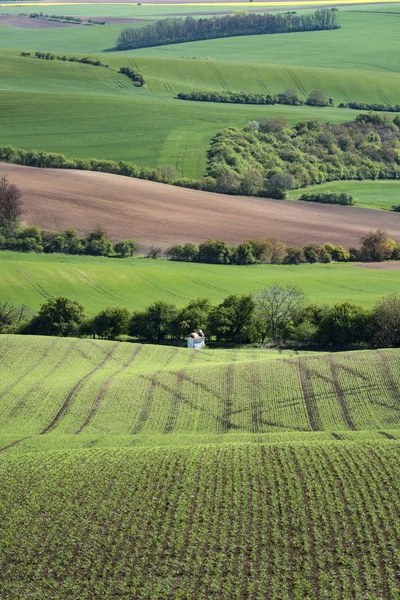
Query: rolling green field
290,180,400,211
0,335,399,598
0,8,399,177
1,252,399,314
1,7,400,598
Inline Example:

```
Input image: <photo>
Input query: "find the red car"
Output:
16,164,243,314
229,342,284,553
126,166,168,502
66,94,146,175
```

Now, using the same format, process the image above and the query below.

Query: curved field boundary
3,162,400,249
41,342,119,434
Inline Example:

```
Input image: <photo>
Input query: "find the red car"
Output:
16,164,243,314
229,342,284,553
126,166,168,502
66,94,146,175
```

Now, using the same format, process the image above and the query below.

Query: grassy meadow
0,334,399,598
290,180,400,211
1,252,399,314
0,8,399,176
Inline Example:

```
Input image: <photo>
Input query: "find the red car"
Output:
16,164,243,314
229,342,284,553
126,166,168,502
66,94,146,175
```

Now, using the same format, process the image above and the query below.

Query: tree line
0,177,398,263
339,101,400,114
177,88,331,107
208,112,400,198
22,51,110,68
20,53,146,86
298,191,355,205
27,12,106,24
2,289,399,350
165,231,400,264
115,9,339,51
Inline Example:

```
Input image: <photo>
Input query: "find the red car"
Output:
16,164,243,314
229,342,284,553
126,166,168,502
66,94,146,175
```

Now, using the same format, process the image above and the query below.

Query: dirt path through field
3,162,399,249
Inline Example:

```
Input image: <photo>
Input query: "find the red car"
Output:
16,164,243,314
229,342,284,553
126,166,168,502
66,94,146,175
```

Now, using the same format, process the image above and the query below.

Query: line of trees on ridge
1,113,400,200
116,9,339,50
21,52,146,86
2,290,399,350
177,88,331,107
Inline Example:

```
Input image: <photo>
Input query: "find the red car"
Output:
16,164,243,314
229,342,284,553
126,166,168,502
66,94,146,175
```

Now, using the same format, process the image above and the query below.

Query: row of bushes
119,66,145,87
21,51,110,68
208,113,400,197
177,88,331,107
1,221,398,265
298,191,355,205
165,231,400,265
116,9,339,51
339,101,400,113
2,290,399,349
0,226,138,257
28,12,106,24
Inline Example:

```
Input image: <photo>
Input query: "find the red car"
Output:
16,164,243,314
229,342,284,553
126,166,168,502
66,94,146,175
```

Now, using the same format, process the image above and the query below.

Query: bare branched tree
254,284,305,342
0,175,23,229
0,302,29,332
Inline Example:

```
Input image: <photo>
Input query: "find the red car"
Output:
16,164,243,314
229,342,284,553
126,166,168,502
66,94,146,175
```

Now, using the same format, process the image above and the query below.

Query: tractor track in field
328,356,357,431
378,430,396,439
75,345,143,434
377,350,400,406
298,357,322,431
0,436,30,454
41,343,119,434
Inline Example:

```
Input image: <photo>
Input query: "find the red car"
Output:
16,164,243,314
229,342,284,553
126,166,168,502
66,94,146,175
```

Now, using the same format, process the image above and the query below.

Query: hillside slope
3,163,400,248
0,335,399,599
0,336,399,447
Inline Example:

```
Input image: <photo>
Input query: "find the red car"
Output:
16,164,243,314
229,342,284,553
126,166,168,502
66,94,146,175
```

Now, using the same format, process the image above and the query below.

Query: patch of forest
207,112,400,198
116,9,339,51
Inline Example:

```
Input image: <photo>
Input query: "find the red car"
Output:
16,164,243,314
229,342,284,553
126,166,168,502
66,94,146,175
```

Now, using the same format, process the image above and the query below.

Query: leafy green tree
176,297,213,338
306,89,328,107
208,294,255,343
231,241,256,265
239,169,263,196
0,175,22,231
372,294,400,347
85,228,112,256
266,173,295,199
359,230,393,262
113,239,138,257
30,297,86,337
248,236,287,264
92,307,130,339
153,164,179,183
198,239,232,264
129,301,178,342
316,302,372,346
303,243,323,263
284,246,306,264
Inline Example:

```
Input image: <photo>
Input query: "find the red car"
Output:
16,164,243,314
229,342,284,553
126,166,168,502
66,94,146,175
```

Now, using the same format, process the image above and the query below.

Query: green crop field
0,335,399,598
0,9,399,177
1,251,399,314
1,5,400,597
290,180,400,211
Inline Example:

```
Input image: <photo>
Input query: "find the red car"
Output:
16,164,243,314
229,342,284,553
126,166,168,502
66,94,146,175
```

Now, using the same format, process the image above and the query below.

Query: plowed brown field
4,162,399,249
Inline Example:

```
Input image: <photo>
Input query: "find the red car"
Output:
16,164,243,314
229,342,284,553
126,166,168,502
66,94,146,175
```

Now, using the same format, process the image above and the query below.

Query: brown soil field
2,162,399,249
0,16,78,28
354,261,400,270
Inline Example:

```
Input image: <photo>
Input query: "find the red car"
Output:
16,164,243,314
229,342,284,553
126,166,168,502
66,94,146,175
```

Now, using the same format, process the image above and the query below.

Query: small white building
187,330,205,350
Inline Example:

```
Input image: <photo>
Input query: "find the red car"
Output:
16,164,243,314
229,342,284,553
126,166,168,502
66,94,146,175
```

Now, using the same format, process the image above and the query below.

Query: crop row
0,442,399,599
